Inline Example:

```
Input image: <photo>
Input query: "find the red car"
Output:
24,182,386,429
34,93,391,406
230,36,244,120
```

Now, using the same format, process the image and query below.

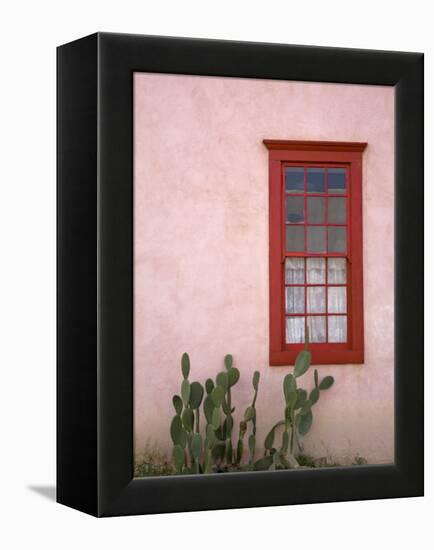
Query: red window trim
264,140,367,366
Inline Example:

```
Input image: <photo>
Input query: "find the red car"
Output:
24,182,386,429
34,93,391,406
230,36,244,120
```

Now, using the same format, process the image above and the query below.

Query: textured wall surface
134,73,394,466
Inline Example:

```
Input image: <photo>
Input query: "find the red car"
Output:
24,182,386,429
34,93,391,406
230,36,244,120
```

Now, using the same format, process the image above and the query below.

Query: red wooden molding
263,139,368,153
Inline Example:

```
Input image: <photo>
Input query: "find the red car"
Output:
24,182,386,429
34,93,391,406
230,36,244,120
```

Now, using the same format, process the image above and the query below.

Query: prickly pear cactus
169,344,334,475
236,370,260,465
257,330,335,471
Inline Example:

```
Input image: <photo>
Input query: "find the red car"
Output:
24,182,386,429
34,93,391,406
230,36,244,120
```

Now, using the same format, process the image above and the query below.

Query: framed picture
57,32,423,517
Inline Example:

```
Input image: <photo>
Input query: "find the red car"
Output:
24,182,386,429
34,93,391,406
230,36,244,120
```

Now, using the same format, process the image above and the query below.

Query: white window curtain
285,257,348,344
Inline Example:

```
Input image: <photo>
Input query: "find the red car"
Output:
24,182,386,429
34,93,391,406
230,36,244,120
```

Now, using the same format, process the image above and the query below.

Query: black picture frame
57,32,424,517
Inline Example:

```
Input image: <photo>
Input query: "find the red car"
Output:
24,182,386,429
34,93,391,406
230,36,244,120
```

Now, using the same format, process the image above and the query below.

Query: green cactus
190,381,204,432
283,374,297,407
297,409,313,435
244,407,254,421
236,420,247,463
181,352,190,379
211,407,221,430
222,355,240,465
293,349,311,378
249,371,260,462
203,394,214,424
263,420,284,453
170,346,334,475
205,378,214,395
181,379,191,407
191,433,203,473
248,435,256,460
211,386,224,407
224,354,233,370
170,415,187,447
210,370,231,465
235,370,260,465
171,353,196,471
173,444,185,473
190,382,204,409
172,353,259,473
319,376,334,390
203,424,216,473
309,386,320,405
172,395,183,415
295,388,307,408
211,440,226,464
227,367,240,387
225,439,233,464
182,408,194,432
256,330,335,471
191,433,202,458
253,455,273,471
216,371,228,392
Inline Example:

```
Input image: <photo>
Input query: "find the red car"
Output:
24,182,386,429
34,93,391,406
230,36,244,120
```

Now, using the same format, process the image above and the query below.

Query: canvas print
133,73,394,477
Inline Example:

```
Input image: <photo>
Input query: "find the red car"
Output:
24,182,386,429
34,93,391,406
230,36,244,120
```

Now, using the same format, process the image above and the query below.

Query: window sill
270,348,364,366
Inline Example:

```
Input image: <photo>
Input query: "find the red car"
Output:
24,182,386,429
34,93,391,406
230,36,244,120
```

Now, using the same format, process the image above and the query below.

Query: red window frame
264,140,367,365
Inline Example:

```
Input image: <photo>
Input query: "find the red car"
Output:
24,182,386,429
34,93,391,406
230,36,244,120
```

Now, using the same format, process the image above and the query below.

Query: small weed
134,441,174,478
134,442,368,476
297,454,317,468
352,455,368,466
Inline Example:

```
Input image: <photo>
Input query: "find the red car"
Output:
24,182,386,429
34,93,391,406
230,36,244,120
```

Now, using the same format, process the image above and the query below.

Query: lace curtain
285,257,347,344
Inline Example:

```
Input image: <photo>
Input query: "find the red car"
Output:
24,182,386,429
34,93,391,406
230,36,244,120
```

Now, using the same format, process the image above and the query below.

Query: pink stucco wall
134,73,394,465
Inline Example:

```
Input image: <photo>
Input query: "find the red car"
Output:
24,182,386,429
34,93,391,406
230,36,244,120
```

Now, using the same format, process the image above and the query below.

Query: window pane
285,167,304,193
307,227,326,252
306,257,326,284
328,286,347,313
307,286,326,313
307,197,325,224
285,258,305,284
286,316,305,344
328,227,347,253
328,316,347,343
307,168,325,194
286,226,304,252
286,287,305,314
307,316,326,343
328,197,347,224
328,168,347,194
286,196,304,223
327,257,346,284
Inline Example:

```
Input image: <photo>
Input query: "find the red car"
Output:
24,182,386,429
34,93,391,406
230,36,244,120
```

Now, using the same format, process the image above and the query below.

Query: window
264,140,366,365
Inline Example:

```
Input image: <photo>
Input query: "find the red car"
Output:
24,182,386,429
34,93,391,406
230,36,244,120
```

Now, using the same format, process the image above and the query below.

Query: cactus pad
205,378,215,395
191,433,203,460
181,408,194,432
216,371,228,392
227,367,240,387
297,410,313,435
319,376,334,390
181,379,191,406
181,352,190,379
172,394,183,415
190,381,204,409
252,371,260,390
294,350,311,378
211,386,224,407
173,444,185,472
224,354,233,370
